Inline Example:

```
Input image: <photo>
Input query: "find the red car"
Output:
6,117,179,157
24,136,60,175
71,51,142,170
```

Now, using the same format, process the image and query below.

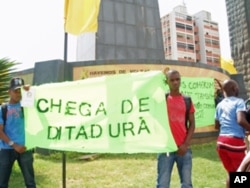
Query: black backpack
166,93,191,129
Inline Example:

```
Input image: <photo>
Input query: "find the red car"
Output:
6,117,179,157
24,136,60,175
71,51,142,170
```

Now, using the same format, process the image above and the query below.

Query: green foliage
8,141,228,188
0,58,19,103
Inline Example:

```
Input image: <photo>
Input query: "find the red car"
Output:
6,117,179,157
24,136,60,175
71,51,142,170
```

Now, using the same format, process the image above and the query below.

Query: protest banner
180,77,215,127
23,71,177,153
23,71,215,153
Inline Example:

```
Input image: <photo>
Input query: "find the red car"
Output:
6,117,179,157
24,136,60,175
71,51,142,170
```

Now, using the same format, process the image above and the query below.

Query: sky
0,0,230,71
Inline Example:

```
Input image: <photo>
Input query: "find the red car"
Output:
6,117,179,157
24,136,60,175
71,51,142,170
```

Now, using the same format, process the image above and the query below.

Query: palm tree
0,58,18,103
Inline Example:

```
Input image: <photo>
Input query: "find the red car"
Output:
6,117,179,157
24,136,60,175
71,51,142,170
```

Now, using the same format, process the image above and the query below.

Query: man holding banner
156,70,195,188
0,78,36,188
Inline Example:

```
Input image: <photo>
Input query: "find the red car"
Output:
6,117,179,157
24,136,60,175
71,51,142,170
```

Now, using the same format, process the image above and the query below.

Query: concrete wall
77,0,164,62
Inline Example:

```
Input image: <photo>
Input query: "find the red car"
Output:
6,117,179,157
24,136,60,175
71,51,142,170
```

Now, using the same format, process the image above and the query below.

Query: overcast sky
0,0,230,70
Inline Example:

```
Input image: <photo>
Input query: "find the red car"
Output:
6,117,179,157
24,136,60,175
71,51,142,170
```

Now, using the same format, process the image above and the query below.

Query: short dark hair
165,70,180,80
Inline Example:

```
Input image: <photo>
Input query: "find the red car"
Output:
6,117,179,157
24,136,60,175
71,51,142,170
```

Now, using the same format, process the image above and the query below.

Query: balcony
175,17,193,25
195,35,199,42
195,44,200,50
196,54,201,60
176,27,193,34
194,26,198,32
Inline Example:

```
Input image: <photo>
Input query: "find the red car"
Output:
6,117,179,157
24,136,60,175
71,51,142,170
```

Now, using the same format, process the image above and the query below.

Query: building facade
76,0,164,62
161,5,221,67
225,0,250,94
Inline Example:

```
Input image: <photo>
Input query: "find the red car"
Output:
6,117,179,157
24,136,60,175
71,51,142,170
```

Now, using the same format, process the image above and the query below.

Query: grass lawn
8,141,227,188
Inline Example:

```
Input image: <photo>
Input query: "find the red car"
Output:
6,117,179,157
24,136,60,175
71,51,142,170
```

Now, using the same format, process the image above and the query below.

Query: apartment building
161,5,221,67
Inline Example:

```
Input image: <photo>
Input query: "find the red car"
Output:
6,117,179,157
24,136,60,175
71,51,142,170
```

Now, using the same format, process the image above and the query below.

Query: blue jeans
156,149,193,188
0,149,36,188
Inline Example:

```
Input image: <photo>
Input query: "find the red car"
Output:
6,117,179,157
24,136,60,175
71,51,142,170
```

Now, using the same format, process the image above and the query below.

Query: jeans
156,148,192,188
0,149,36,188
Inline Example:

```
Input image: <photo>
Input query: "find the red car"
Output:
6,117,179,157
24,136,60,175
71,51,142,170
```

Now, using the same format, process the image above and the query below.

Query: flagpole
62,31,68,188
64,33,68,62
63,1,101,187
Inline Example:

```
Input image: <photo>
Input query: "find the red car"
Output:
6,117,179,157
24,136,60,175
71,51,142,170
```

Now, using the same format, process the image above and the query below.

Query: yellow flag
220,57,237,74
64,0,101,35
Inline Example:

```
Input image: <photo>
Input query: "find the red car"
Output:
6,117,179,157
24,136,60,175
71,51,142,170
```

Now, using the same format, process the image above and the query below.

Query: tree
0,58,18,103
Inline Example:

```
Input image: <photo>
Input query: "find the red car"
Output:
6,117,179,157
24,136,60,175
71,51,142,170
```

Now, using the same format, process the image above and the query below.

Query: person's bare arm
215,120,220,130
177,112,195,156
0,125,12,145
184,112,195,145
214,78,223,90
0,124,26,153
237,111,250,131
237,152,250,171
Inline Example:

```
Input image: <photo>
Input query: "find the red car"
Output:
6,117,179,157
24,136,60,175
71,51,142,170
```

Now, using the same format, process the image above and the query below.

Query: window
186,16,192,21
176,22,185,29
177,42,186,49
187,44,194,50
186,25,193,30
212,40,219,45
